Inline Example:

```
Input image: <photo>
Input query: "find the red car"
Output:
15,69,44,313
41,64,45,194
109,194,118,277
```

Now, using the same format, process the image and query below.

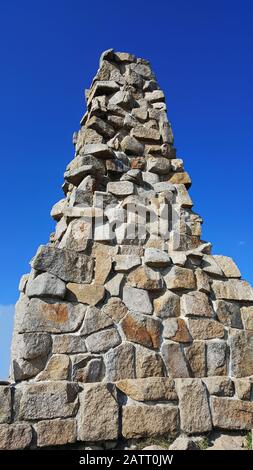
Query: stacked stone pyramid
1,49,253,449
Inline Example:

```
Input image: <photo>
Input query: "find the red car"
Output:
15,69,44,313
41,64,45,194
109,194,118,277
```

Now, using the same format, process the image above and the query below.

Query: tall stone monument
1,49,253,449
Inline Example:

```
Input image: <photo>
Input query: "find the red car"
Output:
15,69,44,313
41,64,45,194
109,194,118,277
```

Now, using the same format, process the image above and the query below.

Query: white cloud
238,240,246,246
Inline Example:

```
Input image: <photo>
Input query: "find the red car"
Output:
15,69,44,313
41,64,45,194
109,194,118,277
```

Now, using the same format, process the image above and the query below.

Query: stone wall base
1,377,253,449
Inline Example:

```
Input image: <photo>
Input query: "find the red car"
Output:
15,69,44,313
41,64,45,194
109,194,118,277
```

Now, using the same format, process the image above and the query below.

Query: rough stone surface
147,157,171,175
105,343,135,381
229,329,253,377
175,184,193,207
161,342,190,378
114,255,141,272
52,334,87,354
67,283,105,306
176,378,212,433
19,274,29,293
212,279,253,301
123,286,152,314
234,379,252,400
35,418,77,447
131,126,160,142
104,274,124,296
59,219,92,252
0,387,12,424
215,300,242,328
81,143,114,159
144,248,171,267
107,181,134,196
210,397,253,430
181,291,213,317
122,404,178,439
51,198,67,221
153,181,175,193
206,341,227,376
154,291,180,318
121,135,144,155
121,312,161,349
116,377,177,401
80,306,113,335
195,268,210,293
17,297,86,333
77,384,119,441
213,255,241,278
11,356,49,382
85,328,121,353
188,318,225,340
26,272,66,299
127,265,163,291
207,432,245,450
163,318,191,343
94,252,112,285
71,354,103,383
102,297,128,322
18,382,79,420
241,306,253,330
142,445,168,450
36,354,70,381
202,255,223,276
31,245,94,284
202,377,234,397
15,332,52,360
0,423,32,450
169,436,198,450
184,341,206,377
164,266,196,291
135,345,164,378
87,115,115,139
168,172,192,187
170,251,187,267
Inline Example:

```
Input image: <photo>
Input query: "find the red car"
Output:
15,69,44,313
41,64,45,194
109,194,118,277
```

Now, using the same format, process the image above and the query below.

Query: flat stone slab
18,381,79,420
17,296,86,333
123,286,152,314
31,245,94,284
210,397,253,430
212,279,253,301
122,404,178,439
116,377,177,401
35,418,77,447
0,423,32,450
77,383,119,441
175,378,212,434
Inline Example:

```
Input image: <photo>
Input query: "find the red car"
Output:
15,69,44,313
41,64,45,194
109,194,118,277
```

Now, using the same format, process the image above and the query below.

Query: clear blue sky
0,0,252,377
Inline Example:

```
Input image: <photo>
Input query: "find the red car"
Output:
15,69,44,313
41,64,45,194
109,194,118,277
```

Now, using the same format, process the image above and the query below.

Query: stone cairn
1,49,253,450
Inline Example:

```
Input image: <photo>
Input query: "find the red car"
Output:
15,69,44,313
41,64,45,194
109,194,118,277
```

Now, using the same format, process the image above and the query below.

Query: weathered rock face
210,397,253,430
122,404,178,439
116,377,177,401
77,383,119,441
6,49,253,449
229,329,253,377
31,245,94,284
35,419,77,447
0,386,12,424
0,423,32,450
175,379,212,434
18,382,80,420
16,296,86,334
